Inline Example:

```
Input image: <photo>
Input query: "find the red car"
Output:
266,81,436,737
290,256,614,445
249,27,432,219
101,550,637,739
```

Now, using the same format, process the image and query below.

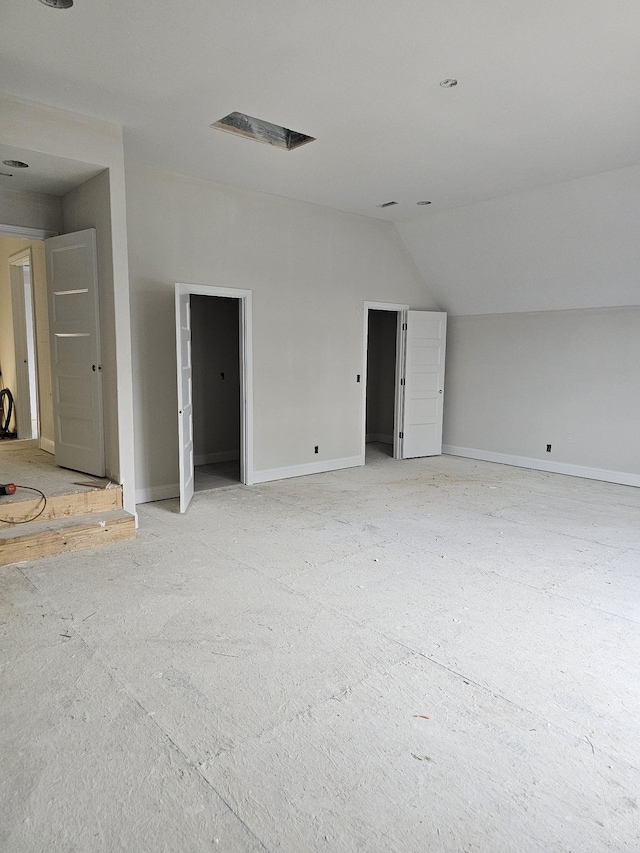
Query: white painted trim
9,247,39,441
175,282,254,491
253,455,362,485
442,445,640,489
362,301,409,464
40,437,55,455
366,433,393,444
0,224,57,240
136,482,179,504
194,450,240,465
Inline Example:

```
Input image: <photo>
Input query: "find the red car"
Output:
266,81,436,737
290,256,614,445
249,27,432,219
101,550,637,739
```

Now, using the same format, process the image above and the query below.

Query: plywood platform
0,445,111,499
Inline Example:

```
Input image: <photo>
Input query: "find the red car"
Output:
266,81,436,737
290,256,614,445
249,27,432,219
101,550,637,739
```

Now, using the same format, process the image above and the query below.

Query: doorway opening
175,282,253,513
1,235,53,453
190,294,241,492
362,301,408,463
0,230,113,505
366,309,397,458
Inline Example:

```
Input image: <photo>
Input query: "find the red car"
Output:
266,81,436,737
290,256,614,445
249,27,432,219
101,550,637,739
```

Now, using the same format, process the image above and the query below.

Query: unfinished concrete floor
2,445,640,852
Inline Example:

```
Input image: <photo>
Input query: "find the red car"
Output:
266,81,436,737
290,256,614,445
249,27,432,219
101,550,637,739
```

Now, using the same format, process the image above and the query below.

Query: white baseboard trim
366,433,393,445
442,445,640,489
136,483,179,505
39,437,55,455
252,455,363,485
194,450,240,466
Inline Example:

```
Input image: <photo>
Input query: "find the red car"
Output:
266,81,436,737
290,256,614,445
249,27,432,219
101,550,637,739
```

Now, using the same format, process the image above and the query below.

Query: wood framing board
0,510,135,566
0,486,122,524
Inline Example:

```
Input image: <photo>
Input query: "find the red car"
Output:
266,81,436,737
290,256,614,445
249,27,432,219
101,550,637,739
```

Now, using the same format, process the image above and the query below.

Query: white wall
191,295,240,461
0,187,62,233
395,164,640,486
0,95,136,512
443,307,640,484
126,161,438,499
62,170,119,481
396,164,640,316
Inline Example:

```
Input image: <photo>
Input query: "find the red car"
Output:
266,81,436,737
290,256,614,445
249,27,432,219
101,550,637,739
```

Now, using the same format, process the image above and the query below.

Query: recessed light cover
2,159,29,168
211,112,315,151
38,0,74,8
417,201,431,206
0,171,14,178
440,79,458,88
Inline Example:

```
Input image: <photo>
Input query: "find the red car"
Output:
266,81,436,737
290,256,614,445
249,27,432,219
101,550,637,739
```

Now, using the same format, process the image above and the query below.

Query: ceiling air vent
211,112,315,151
377,201,398,208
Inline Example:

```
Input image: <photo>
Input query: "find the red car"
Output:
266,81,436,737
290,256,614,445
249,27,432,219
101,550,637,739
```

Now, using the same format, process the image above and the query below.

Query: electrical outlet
314,446,319,454
546,444,552,453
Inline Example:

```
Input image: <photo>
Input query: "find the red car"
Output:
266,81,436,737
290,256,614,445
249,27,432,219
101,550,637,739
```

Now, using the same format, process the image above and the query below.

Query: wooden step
0,485,122,524
0,509,136,566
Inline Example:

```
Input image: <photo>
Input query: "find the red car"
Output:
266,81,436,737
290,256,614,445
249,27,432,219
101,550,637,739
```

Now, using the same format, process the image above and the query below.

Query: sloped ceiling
2,1,640,315
1,0,640,223
395,164,640,315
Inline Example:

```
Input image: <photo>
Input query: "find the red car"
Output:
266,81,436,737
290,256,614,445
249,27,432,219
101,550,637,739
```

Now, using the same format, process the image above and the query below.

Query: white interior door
45,229,105,476
10,259,38,439
401,311,447,458
175,287,194,512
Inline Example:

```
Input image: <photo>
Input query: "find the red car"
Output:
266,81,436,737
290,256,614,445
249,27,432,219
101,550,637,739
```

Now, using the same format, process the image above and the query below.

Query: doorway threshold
194,460,241,493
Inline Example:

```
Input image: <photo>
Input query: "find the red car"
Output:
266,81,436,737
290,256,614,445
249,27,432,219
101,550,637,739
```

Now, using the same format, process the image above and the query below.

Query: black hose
0,485,47,524
0,388,16,437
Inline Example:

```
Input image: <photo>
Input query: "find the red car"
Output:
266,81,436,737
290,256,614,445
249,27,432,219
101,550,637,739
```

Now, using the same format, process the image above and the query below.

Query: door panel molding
401,310,447,458
45,229,105,476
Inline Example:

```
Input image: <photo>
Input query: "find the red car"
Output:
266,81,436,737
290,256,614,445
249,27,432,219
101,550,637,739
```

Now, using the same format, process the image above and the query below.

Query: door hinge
400,378,405,386
402,323,407,330
399,431,404,439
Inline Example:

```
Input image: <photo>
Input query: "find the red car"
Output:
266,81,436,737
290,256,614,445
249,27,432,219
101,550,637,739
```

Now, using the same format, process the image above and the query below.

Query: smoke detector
38,0,74,7
3,160,29,168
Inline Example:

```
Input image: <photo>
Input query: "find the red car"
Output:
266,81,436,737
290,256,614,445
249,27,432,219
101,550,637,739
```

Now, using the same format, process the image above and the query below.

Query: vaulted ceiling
2,1,640,315
2,0,639,221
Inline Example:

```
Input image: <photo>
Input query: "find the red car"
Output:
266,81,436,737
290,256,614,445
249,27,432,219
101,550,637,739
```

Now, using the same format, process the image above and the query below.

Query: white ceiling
0,145,103,196
1,0,639,220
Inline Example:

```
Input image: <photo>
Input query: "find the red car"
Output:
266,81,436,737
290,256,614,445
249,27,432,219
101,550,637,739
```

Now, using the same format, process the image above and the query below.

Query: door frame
361,301,409,464
1,226,57,453
175,282,254,491
0,225,57,240
8,247,39,440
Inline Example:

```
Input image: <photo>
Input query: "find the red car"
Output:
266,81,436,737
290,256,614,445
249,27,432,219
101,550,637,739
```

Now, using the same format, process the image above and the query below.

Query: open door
45,229,105,476
401,311,447,458
175,288,194,512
